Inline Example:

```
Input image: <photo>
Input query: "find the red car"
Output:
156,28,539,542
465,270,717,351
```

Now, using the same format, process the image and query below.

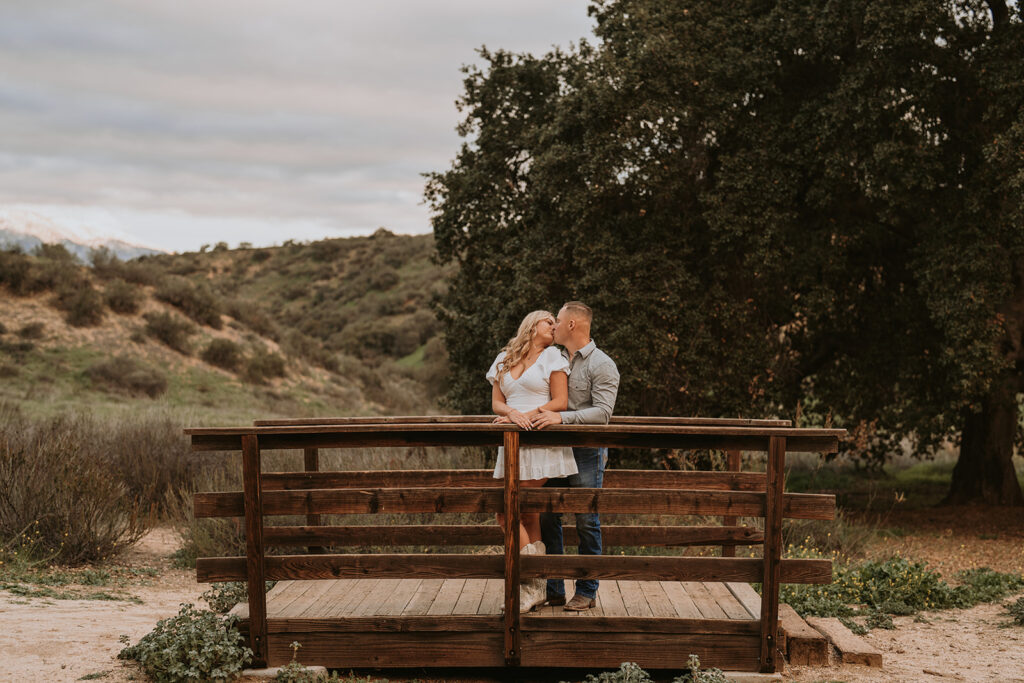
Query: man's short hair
561,301,593,323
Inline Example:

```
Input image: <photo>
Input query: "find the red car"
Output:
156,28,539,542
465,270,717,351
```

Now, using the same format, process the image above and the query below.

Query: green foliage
568,657,729,683
1007,596,1024,626
104,278,143,314
426,0,1024,502
243,348,287,384
56,281,106,327
118,603,252,682
85,356,168,398
779,556,1024,625
155,275,223,329
202,338,244,372
17,321,45,340
144,311,197,354
202,581,276,614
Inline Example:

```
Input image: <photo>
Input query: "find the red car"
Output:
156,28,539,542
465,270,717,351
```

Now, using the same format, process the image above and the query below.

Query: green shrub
105,278,143,314
56,281,106,327
571,658,728,683
243,349,287,384
1007,596,1024,626
89,247,123,280
202,338,244,372
0,248,38,294
120,260,161,287
202,581,276,614
118,603,252,682
144,311,196,354
155,276,223,329
225,299,278,339
779,556,1024,624
85,356,168,398
17,322,45,339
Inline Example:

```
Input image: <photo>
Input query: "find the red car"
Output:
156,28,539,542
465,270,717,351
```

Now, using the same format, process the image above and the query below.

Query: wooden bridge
186,416,842,673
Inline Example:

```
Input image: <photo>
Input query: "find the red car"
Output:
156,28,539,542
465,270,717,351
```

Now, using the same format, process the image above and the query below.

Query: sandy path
0,528,204,683
1,527,1022,682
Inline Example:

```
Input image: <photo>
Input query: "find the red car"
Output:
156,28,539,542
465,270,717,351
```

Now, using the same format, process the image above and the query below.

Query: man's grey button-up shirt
559,340,620,425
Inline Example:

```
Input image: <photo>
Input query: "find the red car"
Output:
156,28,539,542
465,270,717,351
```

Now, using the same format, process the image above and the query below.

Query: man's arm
560,358,619,425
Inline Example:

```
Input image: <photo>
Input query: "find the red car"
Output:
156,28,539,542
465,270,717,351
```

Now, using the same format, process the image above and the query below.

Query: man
531,301,620,611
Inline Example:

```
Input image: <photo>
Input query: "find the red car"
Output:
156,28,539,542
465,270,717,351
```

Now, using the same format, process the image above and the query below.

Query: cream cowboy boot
519,541,547,613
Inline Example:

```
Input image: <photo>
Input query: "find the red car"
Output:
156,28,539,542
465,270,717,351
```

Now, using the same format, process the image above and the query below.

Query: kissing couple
486,301,620,612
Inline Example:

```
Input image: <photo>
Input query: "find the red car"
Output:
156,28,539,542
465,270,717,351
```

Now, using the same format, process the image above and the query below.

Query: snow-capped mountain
0,208,166,262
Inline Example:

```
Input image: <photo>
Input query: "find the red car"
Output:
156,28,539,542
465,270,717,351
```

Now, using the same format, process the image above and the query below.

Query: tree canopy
426,0,1024,504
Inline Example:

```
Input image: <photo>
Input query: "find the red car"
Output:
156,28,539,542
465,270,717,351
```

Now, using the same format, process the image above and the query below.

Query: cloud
0,0,593,249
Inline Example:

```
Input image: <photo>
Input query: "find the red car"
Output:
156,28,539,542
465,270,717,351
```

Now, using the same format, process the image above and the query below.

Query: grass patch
777,554,1024,631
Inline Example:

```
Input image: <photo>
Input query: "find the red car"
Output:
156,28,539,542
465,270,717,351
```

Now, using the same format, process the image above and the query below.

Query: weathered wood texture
241,435,268,667
805,616,883,667
519,632,761,671
502,430,520,666
261,524,764,548
259,469,768,491
265,631,506,668
759,436,785,673
254,415,792,427
188,423,841,454
197,554,505,583
779,603,830,665
194,488,834,520
721,449,743,557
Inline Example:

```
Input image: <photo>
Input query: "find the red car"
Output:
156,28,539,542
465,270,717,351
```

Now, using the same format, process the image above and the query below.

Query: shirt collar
576,340,596,358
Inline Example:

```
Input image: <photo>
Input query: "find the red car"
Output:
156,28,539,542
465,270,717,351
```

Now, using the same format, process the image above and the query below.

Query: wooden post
721,449,742,557
241,434,268,666
759,437,785,672
303,447,324,554
502,430,521,667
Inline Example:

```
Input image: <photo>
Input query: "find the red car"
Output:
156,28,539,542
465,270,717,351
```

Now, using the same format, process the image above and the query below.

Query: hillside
0,230,450,425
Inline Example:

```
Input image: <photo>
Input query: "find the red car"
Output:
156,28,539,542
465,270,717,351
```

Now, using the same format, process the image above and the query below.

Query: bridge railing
186,417,841,672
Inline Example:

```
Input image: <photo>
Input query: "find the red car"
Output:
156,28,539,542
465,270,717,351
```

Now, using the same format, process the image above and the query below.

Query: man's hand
531,410,562,429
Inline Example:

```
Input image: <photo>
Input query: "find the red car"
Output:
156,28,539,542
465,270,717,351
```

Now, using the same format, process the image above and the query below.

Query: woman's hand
492,415,511,424
506,408,532,430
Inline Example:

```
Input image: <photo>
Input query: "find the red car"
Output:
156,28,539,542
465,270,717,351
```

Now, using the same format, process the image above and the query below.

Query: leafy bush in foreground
571,658,729,683
779,556,1024,627
118,603,252,682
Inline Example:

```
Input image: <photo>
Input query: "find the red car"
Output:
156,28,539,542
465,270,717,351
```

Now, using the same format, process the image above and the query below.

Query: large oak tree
426,0,1024,504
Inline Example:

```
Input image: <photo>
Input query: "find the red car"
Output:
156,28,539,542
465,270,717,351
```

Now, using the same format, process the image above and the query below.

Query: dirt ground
1,512,1023,683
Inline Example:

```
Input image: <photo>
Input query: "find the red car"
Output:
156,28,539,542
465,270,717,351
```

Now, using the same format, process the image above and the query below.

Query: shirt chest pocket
570,374,591,393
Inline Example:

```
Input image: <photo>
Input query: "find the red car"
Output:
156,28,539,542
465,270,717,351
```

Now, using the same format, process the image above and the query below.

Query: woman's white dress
487,346,578,481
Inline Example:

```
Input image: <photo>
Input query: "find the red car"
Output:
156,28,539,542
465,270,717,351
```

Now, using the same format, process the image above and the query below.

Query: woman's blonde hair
496,310,554,381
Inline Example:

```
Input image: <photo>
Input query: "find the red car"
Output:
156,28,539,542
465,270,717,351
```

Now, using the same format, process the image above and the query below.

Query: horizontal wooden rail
260,469,768,492
520,556,832,584
195,487,833,520
261,524,765,548
188,423,841,453
198,553,505,583
197,553,830,584
254,416,793,427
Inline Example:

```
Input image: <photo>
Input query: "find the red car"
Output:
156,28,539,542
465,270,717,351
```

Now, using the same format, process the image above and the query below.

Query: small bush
17,322,45,339
1007,596,1024,626
203,581,276,614
85,357,168,398
0,406,151,565
574,658,728,683
105,279,143,314
56,282,106,327
118,603,252,682
144,311,196,354
89,247,123,280
155,276,223,329
243,349,287,384
120,260,161,287
225,299,277,339
202,338,244,372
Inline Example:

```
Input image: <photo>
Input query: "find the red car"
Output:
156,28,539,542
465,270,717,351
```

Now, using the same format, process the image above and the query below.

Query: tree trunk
944,372,1024,505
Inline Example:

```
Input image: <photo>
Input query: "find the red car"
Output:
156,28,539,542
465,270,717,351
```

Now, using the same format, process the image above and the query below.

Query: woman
487,310,577,612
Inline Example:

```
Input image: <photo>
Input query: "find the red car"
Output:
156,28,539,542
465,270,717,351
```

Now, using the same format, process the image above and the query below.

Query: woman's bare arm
525,371,568,415
492,380,532,429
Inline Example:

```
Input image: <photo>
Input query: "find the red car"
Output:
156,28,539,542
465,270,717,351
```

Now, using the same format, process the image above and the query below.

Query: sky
0,1,595,252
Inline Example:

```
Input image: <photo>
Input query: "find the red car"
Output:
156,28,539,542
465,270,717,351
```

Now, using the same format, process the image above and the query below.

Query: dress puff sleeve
486,351,506,386
541,346,570,377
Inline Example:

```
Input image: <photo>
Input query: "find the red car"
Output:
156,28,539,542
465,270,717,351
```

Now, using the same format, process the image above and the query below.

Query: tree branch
986,0,1009,29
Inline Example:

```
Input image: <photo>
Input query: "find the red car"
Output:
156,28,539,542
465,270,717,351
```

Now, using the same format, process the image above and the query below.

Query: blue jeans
540,447,606,600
